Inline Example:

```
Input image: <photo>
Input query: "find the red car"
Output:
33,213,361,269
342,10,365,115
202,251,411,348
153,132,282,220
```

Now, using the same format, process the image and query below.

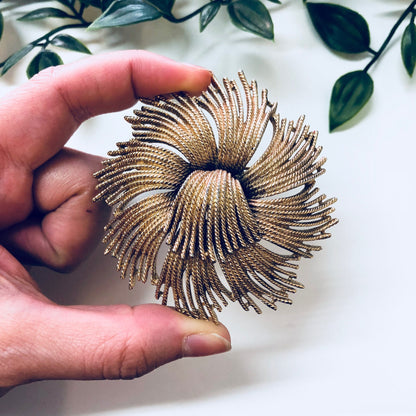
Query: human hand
0,51,231,397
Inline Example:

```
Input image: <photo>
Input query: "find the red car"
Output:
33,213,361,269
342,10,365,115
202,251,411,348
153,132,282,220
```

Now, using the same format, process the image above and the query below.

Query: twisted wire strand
94,73,338,322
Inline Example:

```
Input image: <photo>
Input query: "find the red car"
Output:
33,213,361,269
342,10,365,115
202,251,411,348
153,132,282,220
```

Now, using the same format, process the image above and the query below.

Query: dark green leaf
200,2,220,32
26,50,63,79
146,0,175,14
101,0,114,10
51,34,92,54
329,70,373,131
18,7,71,21
306,3,370,54
267,0,281,3
0,11,4,41
1,44,35,76
401,22,416,77
228,0,274,40
55,0,73,6
88,0,162,29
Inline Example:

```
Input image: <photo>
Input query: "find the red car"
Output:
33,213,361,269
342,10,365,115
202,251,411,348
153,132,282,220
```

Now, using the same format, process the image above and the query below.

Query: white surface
1,1,416,415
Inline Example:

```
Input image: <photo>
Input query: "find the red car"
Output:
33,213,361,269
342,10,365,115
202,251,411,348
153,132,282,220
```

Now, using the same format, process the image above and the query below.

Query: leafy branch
304,1,416,131
0,0,277,78
0,1,415,132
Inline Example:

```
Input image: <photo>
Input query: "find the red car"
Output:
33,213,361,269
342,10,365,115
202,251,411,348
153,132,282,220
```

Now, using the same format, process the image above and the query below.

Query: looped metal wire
94,71,337,323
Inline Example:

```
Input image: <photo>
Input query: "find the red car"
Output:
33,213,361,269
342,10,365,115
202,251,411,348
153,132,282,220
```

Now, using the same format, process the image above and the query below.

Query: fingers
1,148,110,271
2,302,231,387
0,50,212,171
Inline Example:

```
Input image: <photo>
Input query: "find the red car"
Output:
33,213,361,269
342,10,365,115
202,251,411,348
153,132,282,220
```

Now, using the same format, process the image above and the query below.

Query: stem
33,22,89,45
0,0,91,69
364,0,416,72
165,0,225,24
78,3,86,17
0,23,88,68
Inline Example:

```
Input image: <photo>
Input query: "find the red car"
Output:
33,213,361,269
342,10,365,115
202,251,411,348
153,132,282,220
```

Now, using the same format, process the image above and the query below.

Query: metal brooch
93,72,337,322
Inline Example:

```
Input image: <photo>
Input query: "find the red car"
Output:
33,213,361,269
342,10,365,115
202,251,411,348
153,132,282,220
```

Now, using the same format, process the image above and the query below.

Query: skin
0,50,231,397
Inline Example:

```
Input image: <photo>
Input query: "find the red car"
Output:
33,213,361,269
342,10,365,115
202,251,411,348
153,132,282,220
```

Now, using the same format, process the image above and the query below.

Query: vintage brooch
93,72,337,322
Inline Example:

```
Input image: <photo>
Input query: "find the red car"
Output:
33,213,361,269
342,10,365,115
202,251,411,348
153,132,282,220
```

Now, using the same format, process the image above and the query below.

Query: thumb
8,302,231,385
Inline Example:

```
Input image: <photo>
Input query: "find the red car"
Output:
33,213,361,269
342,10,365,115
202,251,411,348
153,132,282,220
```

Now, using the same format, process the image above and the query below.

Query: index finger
0,50,212,169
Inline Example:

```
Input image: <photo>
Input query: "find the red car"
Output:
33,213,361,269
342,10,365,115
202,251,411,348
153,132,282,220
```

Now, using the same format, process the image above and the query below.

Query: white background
1,1,416,415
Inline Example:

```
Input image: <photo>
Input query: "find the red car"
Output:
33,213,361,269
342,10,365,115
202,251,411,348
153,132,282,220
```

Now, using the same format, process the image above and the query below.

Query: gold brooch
94,72,337,322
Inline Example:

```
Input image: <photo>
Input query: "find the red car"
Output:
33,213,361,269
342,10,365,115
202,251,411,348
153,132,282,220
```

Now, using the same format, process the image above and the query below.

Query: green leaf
51,34,92,54
18,7,71,21
55,0,74,6
26,50,63,79
0,11,4,41
329,70,373,131
101,0,114,10
228,0,274,40
306,3,370,54
1,44,35,76
146,0,175,14
401,22,416,77
267,0,281,3
88,0,162,29
200,2,220,32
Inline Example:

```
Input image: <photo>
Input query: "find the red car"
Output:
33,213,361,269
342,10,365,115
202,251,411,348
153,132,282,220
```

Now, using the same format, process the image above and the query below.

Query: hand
0,51,231,397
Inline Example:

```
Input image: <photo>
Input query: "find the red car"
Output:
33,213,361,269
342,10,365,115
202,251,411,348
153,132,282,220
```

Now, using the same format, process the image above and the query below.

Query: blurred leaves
88,0,162,29
51,34,91,54
0,0,278,80
18,7,72,21
1,44,35,75
1,0,416,132
0,11,3,41
26,50,63,78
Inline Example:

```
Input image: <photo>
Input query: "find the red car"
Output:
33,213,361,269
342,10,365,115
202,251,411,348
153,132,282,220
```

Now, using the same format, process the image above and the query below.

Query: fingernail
182,333,231,357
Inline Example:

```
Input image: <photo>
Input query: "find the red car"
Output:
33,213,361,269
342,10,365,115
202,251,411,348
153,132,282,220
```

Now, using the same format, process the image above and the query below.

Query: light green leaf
228,0,274,40
26,50,63,79
401,22,416,77
89,0,162,29
51,34,92,54
330,70,373,131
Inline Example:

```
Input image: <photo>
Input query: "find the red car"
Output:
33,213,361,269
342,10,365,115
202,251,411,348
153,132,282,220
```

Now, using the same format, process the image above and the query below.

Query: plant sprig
304,1,416,131
0,0,277,79
0,1,415,132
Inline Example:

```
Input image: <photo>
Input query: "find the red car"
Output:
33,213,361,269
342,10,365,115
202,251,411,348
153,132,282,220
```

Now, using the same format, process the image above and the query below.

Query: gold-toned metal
94,72,338,322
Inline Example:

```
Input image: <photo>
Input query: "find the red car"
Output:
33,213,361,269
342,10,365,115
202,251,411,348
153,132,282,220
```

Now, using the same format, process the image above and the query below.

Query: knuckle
87,311,158,380
113,334,156,380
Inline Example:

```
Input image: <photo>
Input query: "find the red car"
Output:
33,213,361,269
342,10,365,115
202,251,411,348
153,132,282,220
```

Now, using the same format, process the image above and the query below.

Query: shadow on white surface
0,236,332,415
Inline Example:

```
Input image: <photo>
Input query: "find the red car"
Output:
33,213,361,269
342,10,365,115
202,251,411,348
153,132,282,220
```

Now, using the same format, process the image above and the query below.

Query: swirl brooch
94,72,337,323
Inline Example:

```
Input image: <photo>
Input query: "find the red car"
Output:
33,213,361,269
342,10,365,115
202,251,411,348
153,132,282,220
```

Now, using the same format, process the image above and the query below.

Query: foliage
0,1,416,131
306,1,416,131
